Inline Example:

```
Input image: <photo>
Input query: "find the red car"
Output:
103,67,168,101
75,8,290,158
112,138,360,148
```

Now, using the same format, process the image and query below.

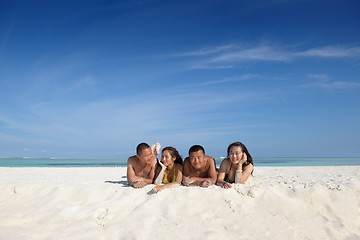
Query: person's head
136,142,153,164
227,141,253,165
161,146,183,167
188,145,206,170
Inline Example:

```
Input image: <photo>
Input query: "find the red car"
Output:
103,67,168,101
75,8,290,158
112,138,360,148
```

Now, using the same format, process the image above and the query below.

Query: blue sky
1,0,359,159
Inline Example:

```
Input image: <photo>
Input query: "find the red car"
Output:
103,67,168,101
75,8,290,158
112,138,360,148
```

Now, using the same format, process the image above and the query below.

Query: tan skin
152,149,183,193
127,147,157,188
182,150,217,187
217,146,254,188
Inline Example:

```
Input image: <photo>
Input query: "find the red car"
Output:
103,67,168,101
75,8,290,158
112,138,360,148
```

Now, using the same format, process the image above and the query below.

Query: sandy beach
0,166,359,240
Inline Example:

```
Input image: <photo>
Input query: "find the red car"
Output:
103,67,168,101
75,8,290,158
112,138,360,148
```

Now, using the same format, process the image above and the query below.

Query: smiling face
228,146,244,164
137,147,153,164
189,150,206,170
161,149,176,167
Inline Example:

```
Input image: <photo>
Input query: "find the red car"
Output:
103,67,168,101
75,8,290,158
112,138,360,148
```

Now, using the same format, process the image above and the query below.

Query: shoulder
205,155,215,165
219,158,231,169
220,158,231,165
244,162,254,172
175,163,184,171
128,156,138,164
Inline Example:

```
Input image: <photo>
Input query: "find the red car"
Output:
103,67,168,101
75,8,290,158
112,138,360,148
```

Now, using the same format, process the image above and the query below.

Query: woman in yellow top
152,146,183,193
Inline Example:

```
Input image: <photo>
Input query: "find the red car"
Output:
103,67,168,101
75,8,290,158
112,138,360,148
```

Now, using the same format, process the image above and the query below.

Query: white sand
0,166,359,240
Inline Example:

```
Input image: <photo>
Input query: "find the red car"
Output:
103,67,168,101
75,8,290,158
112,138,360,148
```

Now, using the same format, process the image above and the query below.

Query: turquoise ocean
0,157,359,167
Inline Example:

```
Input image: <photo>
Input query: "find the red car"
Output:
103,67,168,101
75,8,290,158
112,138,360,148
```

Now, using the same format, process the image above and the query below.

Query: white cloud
305,74,360,90
296,46,360,58
210,45,290,62
172,44,235,57
319,81,360,89
188,74,262,87
188,64,233,70
172,44,360,69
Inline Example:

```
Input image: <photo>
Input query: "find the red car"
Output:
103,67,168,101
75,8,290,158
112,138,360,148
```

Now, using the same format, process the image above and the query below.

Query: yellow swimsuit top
163,171,177,184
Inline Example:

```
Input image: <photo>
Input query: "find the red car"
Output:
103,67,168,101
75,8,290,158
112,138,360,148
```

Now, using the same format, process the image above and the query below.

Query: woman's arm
235,163,254,184
217,159,232,189
153,165,183,193
234,153,253,184
153,162,166,185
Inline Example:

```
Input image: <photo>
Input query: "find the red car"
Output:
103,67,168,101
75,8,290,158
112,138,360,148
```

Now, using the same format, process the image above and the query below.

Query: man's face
189,150,205,170
138,147,153,164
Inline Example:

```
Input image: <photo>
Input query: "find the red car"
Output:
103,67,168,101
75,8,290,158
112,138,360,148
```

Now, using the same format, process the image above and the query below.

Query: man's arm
182,157,217,187
182,158,190,177
182,158,196,186
142,157,158,184
189,157,217,186
127,157,141,185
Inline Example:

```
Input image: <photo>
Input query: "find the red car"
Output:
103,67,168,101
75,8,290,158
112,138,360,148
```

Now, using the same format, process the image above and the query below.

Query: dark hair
188,145,205,155
162,146,183,165
136,142,150,155
227,141,254,166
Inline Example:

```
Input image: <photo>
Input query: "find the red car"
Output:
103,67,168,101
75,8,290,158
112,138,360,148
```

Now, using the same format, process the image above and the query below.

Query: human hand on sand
222,182,232,189
182,176,194,186
133,180,146,188
130,176,143,183
130,176,147,188
200,180,212,188
152,185,163,193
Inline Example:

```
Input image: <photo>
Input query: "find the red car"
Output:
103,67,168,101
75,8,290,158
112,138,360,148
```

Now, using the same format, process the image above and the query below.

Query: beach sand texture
0,167,359,240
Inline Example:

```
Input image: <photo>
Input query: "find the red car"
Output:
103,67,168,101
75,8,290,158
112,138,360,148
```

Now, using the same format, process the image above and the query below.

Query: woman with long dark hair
152,146,183,193
217,141,254,188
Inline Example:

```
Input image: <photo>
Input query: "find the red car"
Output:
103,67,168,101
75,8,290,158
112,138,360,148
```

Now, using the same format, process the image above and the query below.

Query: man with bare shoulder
127,142,159,188
182,145,217,187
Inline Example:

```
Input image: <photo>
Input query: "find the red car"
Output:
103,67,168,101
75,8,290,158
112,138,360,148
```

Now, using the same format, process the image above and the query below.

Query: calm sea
0,157,359,167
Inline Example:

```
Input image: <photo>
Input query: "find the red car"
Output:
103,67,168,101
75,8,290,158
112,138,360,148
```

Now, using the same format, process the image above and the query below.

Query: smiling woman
152,146,183,193
217,141,254,188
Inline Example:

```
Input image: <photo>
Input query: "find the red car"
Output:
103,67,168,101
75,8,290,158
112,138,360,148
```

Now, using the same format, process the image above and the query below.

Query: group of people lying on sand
127,142,254,192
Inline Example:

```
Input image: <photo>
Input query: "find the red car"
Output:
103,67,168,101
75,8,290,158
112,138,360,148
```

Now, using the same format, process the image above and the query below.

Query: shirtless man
127,142,159,188
182,145,217,187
